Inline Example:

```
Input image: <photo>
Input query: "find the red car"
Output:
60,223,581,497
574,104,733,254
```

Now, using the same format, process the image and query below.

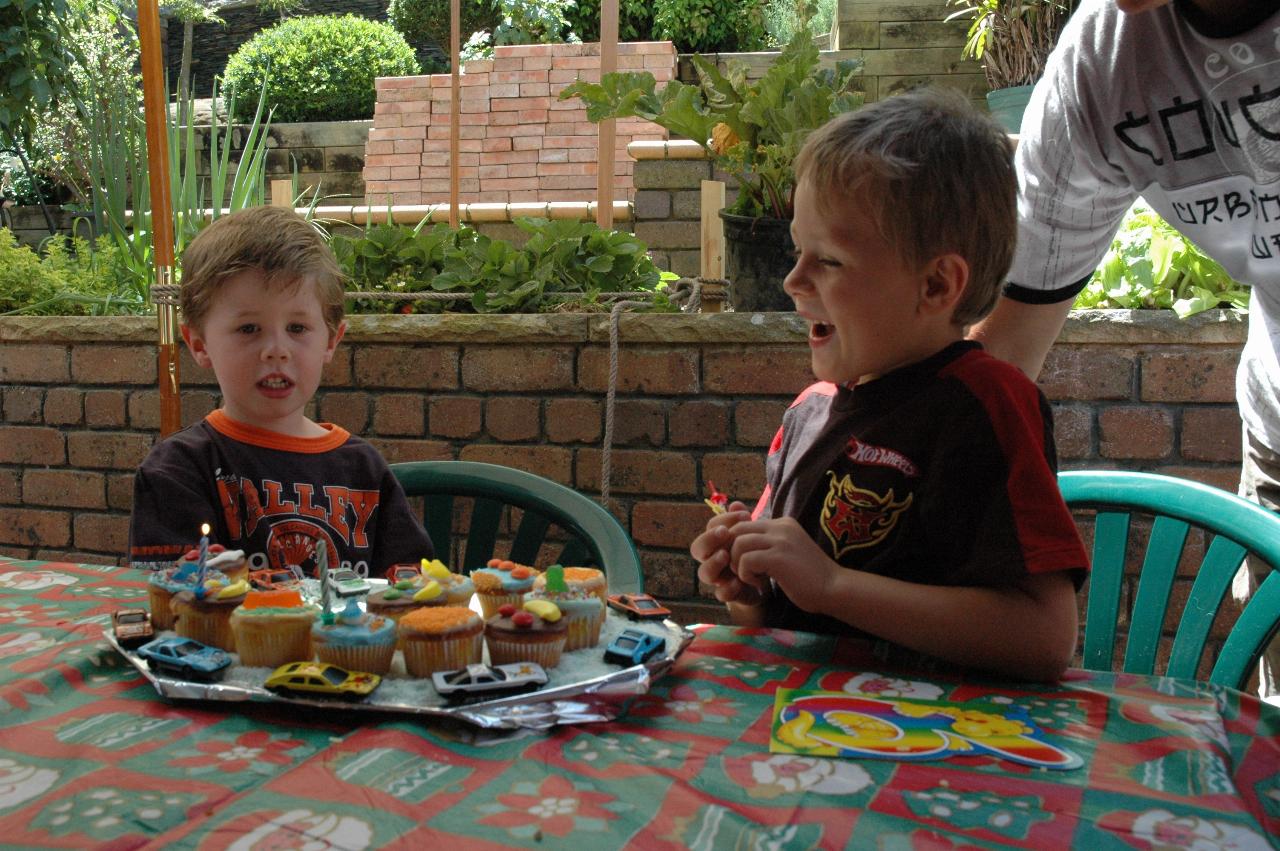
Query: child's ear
324,320,347,363
180,324,214,369
920,253,969,314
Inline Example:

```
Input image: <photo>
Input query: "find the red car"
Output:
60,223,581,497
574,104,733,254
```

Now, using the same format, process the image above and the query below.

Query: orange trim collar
206,410,350,453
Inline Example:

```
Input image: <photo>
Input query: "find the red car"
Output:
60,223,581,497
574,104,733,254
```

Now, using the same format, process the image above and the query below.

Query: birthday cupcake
398,606,485,677
229,589,321,668
172,578,249,651
312,599,398,675
532,565,606,602
485,599,568,668
419,559,475,608
472,559,539,619
147,563,229,630
367,578,449,642
525,566,605,651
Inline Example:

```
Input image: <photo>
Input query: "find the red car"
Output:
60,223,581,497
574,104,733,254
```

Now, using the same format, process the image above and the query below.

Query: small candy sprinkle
499,604,517,617
511,566,532,580
512,611,535,629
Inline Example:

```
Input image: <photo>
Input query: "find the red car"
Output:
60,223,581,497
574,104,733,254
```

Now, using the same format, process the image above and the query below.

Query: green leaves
1074,201,1250,318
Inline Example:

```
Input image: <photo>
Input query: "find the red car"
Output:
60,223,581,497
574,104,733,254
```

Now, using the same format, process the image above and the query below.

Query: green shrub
652,0,769,53
388,0,499,60
222,15,419,123
0,229,141,316
564,0,655,43
763,0,836,46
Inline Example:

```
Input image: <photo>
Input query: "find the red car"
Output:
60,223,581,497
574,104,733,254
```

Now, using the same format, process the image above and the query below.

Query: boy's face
181,269,345,437
784,180,960,386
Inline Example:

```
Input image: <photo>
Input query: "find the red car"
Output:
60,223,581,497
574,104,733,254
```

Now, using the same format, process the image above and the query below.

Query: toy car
607,593,671,620
264,661,381,700
328,567,371,598
249,566,303,591
112,608,155,649
136,636,232,682
387,563,422,584
432,663,548,700
604,629,666,666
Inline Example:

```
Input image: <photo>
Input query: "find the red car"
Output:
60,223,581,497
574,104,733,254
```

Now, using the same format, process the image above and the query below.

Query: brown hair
179,206,345,332
793,86,1016,327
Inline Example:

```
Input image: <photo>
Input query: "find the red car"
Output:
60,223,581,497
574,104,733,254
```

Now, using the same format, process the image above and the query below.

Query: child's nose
259,329,290,360
782,260,810,298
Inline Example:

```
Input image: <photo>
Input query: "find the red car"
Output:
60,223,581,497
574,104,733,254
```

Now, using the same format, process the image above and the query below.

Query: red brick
704,347,812,395
70,345,155,384
127,389,219,431
735,400,787,447
367,439,453,465
1098,406,1174,460
1140,349,1238,403
430,397,483,439
1179,407,1242,462
3,387,42,423
318,392,370,434
462,346,574,392
486,397,542,441
545,399,602,444
669,401,729,447
612,400,665,446
43,387,83,425
372,394,425,436
0,426,66,464
576,448,694,496
0,469,20,504
0,344,69,383
73,512,130,554
701,452,767,503
631,500,711,549
85,390,127,427
1052,404,1094,460
0,507,71,547
24,470,106,509
641,550,697,598
67,432,154,469
1151,465,1241,494
460,444,573,485
107,473,134,511
578,347,699,395
355,346,459,389
1038,347,1134,401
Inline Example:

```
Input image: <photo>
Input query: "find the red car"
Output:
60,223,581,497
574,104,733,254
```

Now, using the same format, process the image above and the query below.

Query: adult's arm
968,297,1074,381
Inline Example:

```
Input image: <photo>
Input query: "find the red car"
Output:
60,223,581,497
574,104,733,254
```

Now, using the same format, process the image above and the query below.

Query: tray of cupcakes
109,547,692,729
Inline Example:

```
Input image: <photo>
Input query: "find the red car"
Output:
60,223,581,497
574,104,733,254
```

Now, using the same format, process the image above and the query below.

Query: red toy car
607,593,671,620
112,608,154,649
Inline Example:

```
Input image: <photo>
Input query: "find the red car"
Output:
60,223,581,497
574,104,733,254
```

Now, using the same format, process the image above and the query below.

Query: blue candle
194,523,210,599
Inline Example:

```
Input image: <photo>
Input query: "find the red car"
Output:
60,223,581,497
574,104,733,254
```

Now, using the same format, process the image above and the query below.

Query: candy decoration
544,565,568,593
512,611,535,628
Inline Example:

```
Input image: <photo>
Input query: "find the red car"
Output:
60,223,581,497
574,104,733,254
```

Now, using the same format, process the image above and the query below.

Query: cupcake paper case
398,606,485,677
230,589,321,668
485,600,568,669
312,601,398,675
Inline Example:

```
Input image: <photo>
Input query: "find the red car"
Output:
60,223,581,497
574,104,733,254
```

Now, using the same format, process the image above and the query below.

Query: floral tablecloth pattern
1,558,1277,849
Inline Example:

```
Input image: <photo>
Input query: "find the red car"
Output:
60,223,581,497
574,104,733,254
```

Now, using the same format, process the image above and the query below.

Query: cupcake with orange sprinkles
397,606,484,676
471,559,539,619
531,565,606,603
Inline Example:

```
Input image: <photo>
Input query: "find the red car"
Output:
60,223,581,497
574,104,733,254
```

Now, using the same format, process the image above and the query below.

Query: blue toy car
604,629,666,666
136,636,232,682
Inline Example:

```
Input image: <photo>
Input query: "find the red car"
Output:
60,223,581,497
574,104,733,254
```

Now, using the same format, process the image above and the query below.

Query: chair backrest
390,460,644,594
1059,470,1280,690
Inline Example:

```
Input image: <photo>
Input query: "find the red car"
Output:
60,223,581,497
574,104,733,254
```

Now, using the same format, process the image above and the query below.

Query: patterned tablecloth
1,558,1278,849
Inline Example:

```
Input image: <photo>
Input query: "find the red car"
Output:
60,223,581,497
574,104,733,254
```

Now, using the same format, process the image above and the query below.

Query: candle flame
201,523,210,535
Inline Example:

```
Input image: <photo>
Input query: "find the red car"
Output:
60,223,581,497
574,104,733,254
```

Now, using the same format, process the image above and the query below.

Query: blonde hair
179,206,345,332
793,87,1016,327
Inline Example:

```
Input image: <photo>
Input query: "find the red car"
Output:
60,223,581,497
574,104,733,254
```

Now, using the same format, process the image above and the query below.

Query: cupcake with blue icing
525,565,605,651
472,558,539,619
419,558,475,608
147,562,229,630
312,598,398,675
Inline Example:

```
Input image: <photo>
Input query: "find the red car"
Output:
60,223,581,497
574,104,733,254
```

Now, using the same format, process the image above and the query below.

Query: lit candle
194,523,211,599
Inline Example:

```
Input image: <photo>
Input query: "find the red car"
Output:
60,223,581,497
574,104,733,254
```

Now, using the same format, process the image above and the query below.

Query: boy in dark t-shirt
691,88,1088,682
128,206,433,578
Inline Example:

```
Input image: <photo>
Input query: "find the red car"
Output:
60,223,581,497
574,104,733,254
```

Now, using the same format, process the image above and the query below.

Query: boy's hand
728,516,838,615
691,501,763,606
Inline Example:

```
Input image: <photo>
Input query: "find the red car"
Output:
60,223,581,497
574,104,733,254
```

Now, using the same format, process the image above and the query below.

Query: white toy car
432,663,548,699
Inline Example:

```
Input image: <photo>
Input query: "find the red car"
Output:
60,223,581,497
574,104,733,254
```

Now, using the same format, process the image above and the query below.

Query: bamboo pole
449,0,461,229
700,180,726,312
137,0,180,437
595,0,619,230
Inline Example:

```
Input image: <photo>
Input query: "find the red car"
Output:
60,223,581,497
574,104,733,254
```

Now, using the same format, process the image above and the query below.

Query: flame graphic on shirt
820,472,912,559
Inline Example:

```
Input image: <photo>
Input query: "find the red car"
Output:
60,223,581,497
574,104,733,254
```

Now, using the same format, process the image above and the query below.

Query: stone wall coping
0,309,1245,346
309,201,633,225
629,140,710,160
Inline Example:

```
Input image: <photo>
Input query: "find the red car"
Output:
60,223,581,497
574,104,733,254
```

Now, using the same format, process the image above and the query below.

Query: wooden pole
271,179,293,208
137,0,180,436
700,179,726,312
595,0,618,230
449,0,461,229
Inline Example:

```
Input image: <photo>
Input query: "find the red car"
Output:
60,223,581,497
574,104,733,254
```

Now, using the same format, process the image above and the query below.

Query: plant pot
720,211,795,312
986,84,1035,134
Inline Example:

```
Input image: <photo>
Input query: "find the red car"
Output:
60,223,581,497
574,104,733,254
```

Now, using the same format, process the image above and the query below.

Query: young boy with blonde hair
128,205,433,578
691,88,1087,681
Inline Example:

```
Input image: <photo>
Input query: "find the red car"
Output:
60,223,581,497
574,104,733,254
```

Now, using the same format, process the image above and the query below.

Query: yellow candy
216,579,249,600
420,558,452,580
413,580,443,602
523,599,561,622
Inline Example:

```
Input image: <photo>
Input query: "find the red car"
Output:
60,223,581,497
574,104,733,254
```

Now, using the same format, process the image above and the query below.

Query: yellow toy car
264,661,381,700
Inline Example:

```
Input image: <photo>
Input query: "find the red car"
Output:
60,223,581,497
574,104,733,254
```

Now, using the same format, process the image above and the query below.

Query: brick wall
0,310,1246,638
363,42,674,206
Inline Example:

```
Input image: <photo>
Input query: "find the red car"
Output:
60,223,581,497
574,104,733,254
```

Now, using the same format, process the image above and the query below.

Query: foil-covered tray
107,608,693,730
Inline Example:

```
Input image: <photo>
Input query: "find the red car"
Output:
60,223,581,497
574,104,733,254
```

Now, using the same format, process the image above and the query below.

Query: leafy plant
561,29,863,219
0,228,137,316
1074,201,1250,318
764,0,836,47
460,0,581,60
946,0,1072,90
222,15,419,123
652,0,769,54
564,0,655,43
388,0,499,65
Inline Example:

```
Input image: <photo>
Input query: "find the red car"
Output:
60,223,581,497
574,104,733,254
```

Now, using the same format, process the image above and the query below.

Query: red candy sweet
498,604,517,617
512,611,535,628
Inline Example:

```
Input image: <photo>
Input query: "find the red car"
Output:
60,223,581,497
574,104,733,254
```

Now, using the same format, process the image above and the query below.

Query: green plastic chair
1059,470,1280,690
390,460,644,594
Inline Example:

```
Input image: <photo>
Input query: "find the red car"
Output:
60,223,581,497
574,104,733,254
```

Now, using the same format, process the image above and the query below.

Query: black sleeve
369,463,435,576
127,441,219,569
